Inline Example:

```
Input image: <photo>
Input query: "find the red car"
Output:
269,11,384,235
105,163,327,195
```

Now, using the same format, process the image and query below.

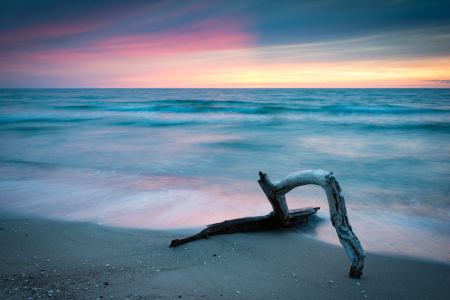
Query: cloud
0,16,255,67
0,0,450,87
425,80,450,84
0,1,212,47
251,0,450,46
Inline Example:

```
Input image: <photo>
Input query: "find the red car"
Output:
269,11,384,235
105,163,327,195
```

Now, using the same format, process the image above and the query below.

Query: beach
1,214,449,300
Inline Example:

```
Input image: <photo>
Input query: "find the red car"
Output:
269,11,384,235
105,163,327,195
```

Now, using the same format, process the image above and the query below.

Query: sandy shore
1,215,449,300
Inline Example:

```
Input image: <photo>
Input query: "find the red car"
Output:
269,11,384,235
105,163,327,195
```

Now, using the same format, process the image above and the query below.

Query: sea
1,88,449,263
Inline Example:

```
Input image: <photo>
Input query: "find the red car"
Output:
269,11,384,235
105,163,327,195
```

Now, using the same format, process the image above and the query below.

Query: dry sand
1,215,449,300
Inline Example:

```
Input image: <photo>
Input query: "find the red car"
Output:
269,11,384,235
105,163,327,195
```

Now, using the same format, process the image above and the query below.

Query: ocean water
1,88,449,263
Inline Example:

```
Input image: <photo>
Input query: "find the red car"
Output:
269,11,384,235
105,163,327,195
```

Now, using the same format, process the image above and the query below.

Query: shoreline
1,216,450,299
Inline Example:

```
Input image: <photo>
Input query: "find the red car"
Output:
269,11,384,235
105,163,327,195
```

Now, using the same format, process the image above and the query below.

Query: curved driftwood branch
169,169,365,278
259,169,366,278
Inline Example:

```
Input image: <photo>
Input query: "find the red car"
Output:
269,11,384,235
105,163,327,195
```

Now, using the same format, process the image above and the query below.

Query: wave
1,89,449,129
324,105,444,114
1,111,449,130
107,114,450,129
53,100,449,116
0,115,102,124
56,105,99,110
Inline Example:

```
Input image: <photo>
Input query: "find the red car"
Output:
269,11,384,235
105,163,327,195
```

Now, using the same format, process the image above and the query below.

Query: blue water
1,89,449,263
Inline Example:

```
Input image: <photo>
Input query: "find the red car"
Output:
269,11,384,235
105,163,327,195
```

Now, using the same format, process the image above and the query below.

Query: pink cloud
0,22,104,45
0,1,198,46
0,17,255,64
92,18,254,56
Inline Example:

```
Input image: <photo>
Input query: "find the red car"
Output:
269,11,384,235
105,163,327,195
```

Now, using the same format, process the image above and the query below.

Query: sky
0,0,449,88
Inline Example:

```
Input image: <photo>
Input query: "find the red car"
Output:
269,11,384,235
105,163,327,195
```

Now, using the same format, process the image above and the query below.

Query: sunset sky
0,0,449,88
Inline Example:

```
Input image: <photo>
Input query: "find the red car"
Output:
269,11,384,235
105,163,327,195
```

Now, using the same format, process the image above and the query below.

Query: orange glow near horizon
3,42,449,88
107,58,450,88
11,47,446,88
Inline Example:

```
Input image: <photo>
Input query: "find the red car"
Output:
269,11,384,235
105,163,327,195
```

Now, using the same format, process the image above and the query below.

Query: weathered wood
169,207,319,248
259,169,366,278
169,169,365,278
258,172,289,223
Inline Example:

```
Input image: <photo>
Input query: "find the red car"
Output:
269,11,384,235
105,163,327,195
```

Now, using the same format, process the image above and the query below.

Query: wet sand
1,216,449,299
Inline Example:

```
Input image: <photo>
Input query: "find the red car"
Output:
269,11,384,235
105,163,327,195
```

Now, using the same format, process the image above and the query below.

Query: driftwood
169,207,319,247
170,169,366,278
